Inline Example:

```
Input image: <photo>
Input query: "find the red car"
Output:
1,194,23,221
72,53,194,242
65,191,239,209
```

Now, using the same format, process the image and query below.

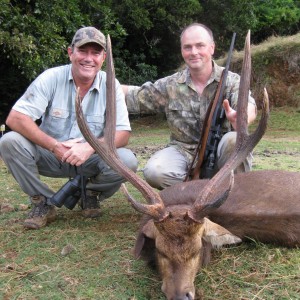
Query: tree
0,0,299,124
198,0,300,56
0,0,126,123
252,0,300,40
102,0,203,82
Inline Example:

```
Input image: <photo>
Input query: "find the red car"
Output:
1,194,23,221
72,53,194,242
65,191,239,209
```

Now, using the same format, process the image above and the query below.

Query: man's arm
121,79,169,115
121,84,142,114
122,85,129,96
114,130,131,147
6,109,130,166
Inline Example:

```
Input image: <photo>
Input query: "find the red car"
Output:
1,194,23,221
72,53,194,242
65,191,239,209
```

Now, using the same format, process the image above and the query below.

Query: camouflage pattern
71,27,106,50
126,61,256,161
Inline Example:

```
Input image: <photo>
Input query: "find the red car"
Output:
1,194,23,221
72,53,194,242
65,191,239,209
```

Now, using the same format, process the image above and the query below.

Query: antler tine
189,30,269,221
236,30,251,140
75,35,167,221
105,34,118,157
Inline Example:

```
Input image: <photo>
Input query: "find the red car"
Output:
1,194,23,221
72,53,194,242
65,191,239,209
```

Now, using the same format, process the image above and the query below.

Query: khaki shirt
126,61,256,160
13,65,131,141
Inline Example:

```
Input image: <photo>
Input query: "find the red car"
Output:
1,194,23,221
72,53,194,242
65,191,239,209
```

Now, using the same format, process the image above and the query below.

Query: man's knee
117,148,138,172
217,131,252,172
90,148,138,186
219,131,237,153
143,164,165,189
0,132,20,158
142,149,168,189
143,149,187,189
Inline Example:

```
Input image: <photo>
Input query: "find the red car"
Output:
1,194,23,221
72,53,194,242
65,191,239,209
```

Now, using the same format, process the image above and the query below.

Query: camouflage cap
71,27,106,50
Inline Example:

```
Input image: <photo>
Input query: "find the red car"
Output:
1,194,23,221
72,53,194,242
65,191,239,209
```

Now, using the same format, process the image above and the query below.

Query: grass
250,107,300,172
0,108,300,300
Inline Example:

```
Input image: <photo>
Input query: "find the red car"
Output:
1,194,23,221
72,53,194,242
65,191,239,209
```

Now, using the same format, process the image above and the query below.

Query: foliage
108,0,202,79
0,0,299,122
215,33,300,109
198,0,300,56
1,0,299,80
254,0,300,37
1,0,78,79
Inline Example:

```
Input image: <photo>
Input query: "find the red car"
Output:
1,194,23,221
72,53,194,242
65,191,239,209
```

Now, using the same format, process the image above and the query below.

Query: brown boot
24,195,57,229
81,190,101,218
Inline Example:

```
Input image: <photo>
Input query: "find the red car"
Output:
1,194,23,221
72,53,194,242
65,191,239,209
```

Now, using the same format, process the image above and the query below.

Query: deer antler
75,35,168,221
188,30,270,221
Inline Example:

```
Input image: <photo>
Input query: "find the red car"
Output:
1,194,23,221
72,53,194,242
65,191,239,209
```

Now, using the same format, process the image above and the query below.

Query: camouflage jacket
126,61,256,161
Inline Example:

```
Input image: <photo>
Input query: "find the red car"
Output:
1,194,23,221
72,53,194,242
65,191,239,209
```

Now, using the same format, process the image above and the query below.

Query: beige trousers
143,132,252,189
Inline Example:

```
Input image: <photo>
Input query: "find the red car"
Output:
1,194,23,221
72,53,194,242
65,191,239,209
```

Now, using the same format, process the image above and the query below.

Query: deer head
76,32,269,300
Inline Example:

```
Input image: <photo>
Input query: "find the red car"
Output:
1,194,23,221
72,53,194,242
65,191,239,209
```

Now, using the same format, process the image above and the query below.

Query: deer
75,32,300,300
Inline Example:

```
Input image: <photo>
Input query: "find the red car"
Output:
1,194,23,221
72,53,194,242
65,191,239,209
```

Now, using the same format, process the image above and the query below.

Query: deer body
160,170,300,247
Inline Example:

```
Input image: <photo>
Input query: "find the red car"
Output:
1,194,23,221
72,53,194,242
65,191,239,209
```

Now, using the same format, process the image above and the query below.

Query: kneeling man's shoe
24,195,57,229
81,190,101,218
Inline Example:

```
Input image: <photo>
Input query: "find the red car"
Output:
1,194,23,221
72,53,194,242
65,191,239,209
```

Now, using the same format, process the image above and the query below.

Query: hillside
217,32,300,109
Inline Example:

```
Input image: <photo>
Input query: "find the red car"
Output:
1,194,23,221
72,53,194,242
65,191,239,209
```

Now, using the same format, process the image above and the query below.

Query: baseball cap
71,27,106,50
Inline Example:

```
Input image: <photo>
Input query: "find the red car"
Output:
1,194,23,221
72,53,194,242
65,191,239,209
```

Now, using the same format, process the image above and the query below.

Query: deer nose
172,292,194,300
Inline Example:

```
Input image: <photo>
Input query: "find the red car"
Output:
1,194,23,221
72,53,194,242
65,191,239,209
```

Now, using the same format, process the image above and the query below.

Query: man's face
68,43,106,83
181,26,215,71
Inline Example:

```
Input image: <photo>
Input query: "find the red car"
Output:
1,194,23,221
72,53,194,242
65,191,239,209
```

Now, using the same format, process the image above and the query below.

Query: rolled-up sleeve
115,80,132,131
125,79,170,115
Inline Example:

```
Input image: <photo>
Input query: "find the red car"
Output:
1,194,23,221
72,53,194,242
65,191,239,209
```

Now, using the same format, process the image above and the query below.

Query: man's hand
54,131,130,166
223,99,257,130
60,139,95,166
223,99,237,130
61,138,83,148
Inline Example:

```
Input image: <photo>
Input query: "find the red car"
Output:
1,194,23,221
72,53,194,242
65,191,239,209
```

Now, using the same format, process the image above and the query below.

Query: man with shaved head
122,23,257,190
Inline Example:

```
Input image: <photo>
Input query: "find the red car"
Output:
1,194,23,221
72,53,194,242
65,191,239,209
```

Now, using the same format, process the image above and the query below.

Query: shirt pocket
46,108,70,137
86,115,105,137
167,101,196,123
167,101,199,143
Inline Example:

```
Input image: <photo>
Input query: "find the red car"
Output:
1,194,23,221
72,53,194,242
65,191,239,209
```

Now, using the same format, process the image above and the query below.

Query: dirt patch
257,149,300,156
218,33,300,109
131,145,165,158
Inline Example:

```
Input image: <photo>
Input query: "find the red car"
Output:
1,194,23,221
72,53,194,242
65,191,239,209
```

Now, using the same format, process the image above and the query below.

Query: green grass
251,107,300,172
0,108,299,300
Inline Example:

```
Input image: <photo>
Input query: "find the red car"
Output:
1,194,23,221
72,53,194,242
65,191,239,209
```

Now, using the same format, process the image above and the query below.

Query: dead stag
75,32,300,300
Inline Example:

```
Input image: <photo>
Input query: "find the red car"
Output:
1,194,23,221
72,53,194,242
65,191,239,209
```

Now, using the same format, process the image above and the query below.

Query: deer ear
202,218,242,248
141,219,157,239
134,219,157,258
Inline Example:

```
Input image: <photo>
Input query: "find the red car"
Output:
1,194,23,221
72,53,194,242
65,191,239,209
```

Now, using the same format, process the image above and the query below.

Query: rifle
185,32,236,181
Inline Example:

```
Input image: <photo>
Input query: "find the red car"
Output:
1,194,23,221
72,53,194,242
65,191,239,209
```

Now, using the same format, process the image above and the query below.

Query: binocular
50,174,86,210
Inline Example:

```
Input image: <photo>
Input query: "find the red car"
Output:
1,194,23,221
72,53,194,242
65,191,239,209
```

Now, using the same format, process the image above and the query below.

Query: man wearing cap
0,27,138,229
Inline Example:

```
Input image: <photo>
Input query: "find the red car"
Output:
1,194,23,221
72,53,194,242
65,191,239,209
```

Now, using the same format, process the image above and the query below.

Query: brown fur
132,170,299,300
134,207,241,300
159,170,300,247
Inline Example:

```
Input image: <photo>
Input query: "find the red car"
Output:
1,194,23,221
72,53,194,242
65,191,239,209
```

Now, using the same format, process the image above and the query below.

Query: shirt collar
176,67,189,84
209,60,224,84
177,60,224,86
